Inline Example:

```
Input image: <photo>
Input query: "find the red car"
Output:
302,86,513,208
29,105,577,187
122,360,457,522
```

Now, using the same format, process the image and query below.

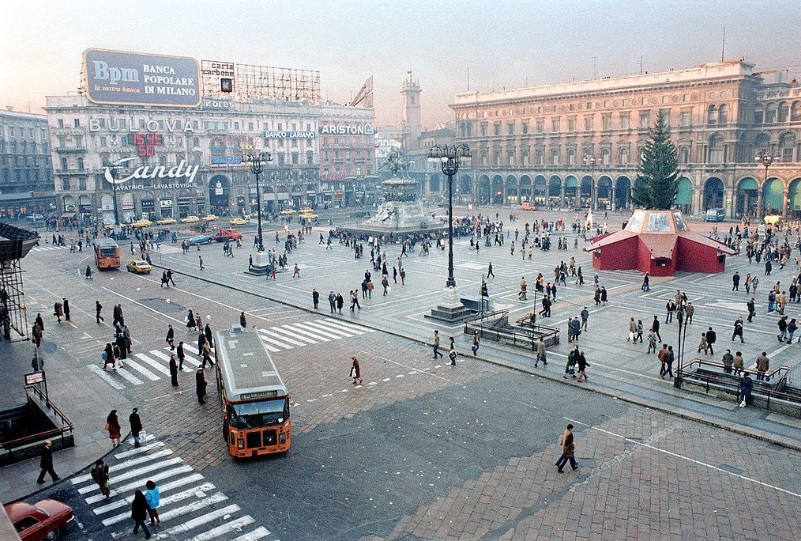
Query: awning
60,212,76,219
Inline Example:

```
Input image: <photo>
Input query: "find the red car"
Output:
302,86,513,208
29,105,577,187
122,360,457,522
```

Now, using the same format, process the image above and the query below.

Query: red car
4,498,74,541
213,228,243,242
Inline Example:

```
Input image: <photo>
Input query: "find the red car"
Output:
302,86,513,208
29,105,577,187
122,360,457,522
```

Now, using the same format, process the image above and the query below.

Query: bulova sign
104,157,198,189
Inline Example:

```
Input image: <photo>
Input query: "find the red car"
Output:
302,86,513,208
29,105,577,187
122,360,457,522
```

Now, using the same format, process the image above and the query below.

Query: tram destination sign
84,48,201,107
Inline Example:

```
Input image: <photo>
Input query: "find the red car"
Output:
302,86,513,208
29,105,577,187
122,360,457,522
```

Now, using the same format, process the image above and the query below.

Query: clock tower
401,71,422,151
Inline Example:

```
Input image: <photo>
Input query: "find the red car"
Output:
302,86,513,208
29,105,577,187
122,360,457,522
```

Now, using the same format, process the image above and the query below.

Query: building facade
0,108,54,219
317,102,377,207
45,49,375,225
448,60,801,219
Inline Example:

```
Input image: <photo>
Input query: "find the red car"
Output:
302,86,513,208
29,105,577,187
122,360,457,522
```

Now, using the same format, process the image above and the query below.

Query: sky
2,0,801,129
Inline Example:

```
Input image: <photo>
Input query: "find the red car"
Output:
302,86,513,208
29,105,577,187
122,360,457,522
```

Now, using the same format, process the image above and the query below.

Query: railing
464,309,559,350
679,358,800,415
1,385,74,452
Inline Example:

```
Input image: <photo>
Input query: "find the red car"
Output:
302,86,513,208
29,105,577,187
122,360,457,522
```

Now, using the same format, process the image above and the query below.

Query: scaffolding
233,64,321,103
0,223,41,341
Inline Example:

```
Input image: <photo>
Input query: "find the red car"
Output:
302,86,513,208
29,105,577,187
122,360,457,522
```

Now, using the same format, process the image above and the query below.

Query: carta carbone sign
84,48,201,107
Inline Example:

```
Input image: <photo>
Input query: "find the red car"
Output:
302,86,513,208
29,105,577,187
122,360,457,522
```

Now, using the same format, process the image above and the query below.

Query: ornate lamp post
244,151,272,252
673,301,688,389
583,154,598,211
429,144,471,288
754,149,780,219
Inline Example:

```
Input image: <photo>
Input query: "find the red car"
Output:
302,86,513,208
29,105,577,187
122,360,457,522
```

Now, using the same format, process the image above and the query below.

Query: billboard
84,48,201,107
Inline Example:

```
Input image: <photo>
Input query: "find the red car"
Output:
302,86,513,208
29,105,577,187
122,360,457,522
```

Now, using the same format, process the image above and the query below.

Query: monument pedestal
245,251,273,276
426,286,472,323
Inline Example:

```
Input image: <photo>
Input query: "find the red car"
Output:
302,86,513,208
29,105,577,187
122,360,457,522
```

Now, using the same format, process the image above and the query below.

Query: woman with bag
105,410,122,447
186,309,196,331
102,343,116,371
350,356,362,385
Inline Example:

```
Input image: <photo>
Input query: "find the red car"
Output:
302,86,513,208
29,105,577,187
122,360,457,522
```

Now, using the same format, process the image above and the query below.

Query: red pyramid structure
584,209,735,276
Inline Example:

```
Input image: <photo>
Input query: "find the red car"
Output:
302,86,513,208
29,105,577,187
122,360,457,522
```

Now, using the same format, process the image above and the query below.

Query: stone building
0,108,54,219
449,60,801,219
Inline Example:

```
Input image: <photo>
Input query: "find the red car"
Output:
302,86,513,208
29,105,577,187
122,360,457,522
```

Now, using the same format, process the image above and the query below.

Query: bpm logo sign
84,48,201,107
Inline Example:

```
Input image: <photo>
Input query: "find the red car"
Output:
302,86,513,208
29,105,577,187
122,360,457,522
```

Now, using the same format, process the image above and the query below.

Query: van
704,208,725,222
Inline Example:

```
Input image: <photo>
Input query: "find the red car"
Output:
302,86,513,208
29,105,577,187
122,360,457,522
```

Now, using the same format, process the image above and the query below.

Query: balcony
54,146,87,154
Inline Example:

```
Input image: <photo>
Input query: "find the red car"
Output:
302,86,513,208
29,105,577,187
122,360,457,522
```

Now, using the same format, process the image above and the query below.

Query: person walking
131,490,152,539
96,300,104,323
471,330,480,356
312,289,320,310
733,351,745,376
641,272,650,291
580,307,589,331
381,275,389,296
627,317,637,342
746,297,756,322
777,316,789,342
433,330,444,359
239,311,247,328
129,408,143,448
647,329,658,354
167,268,175,286
685,301,695,323
169,354,179,387
705,327,717,354
54,300,63,323
204,323,213,348
555,424,578,473
730,316,745,343
165,324,175,350
105,410,122,447
665,299,675,323
697,332,708,354
196,366,207,404
199,255,204,271
91,459,110,498
722,349,734,374
350,356,362,385
145,480,161,525
535,337,547,367
62,298,70,321
176,341,186,370
732,271,740,291
449,343,457,365
576,351,589,382
662,346,675,378
564,346,578,379
787,318,798,343
36,440,60,483
518,277,527,300
201,340,214,368
756,351,770,381
487,262,495,278
651,316,661,342
738,371,754,407
186,309,196,331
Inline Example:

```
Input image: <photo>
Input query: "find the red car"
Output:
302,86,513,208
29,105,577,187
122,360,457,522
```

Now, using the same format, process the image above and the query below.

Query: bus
94,238,121,269
215,326,291,458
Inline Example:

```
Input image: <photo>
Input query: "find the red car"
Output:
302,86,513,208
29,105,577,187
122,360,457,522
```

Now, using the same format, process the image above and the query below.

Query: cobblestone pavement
6,211,801,541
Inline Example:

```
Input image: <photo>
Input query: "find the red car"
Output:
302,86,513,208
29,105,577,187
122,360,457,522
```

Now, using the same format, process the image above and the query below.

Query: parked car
181,215,200,224
156,217,177,225
188,234,214,246
703,208,725,222
5,498,74,541
213,228,243,242
130,219,152,228
202,214,218,222
520,202,538,211
126,260,153,274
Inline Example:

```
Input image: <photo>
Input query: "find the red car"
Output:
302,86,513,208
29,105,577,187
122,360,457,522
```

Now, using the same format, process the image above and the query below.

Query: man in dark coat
177,341,185,370
129,408,143,448
169,354,179,387
62,298,70,321
166,324,175,350
196,367,207,404
36,440,60,483
204,323,213,348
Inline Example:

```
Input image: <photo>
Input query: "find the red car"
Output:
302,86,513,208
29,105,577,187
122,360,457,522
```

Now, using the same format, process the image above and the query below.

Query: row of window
0,125,47,140
0,140,49,154
1,155,48,167
2,168,47,184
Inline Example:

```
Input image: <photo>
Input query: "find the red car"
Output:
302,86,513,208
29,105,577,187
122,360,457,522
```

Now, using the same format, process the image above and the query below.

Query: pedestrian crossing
87,319,375,389
30,244,72,252
70,433,272,541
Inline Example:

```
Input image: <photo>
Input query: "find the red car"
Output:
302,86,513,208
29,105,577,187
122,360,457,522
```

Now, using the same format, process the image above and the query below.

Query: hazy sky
2,0,800,128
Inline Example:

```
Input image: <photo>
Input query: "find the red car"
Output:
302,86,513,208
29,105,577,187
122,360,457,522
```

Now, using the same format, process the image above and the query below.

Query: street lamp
104,162,122,228
583,154,598,211
754,149,779,219
244,151,272,252
429,144,471,288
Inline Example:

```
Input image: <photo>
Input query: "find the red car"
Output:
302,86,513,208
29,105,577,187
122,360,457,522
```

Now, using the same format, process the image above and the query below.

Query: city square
2,2,801,540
